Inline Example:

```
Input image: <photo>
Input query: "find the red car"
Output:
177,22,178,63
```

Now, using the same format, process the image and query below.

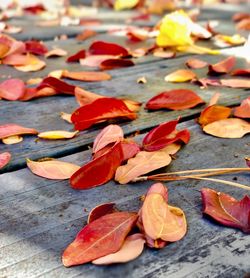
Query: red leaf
62,212,138,267
142,119,190,151
89,41,129,57
0,152,11,170
234,97,250,118
208,56,236,75
0,79,25,100
93,124,123,154
121,140,141,161
185,58,208,69
37,77,75,95
80,55,116,67
25,40,48,55
20,87,57,101
87,203,117,224
231,69,250,77
23,4,45,14
198,105,232,127
71,98,137,131
62,70,111,82
145,89,204,111
201,188,250,233
66,49,86,63
70,142,124,190
100,59,134,70
0,123,38,139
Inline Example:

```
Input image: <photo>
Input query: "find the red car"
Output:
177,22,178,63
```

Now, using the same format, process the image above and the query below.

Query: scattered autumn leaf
88,203,117,224
0,123,38,139
89,41,129,57
2,135,23,144
0,152,11,170
201,188,250,233
76,30,97,41
185,58,208,69
0,78,25,100
165,69,196,83
234,97,250,118
208,56,236,75
203,118,250,138
27,158,80,180
66,49,86,62
231,69,250,77
62,70,111,82
80,55,116,67
100,59,135,70
220,79,250,89
45,48,67,58
38,130,79,140
25,40,48,55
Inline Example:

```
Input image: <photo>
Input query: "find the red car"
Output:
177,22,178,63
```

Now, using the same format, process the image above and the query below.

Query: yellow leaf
114,0,140,11
164,69,196,82
2,135,23,145
176,44,220,55
38,130,79,140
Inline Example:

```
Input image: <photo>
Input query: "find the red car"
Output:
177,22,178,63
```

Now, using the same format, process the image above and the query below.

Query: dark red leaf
0,79,25,100
100,59,134,70
208,56,236,75
234,97,250,118
87,203,117,223
201,188,250,233
70,142,124,190
231,69,250,77
71,98,137,131
89,41,129,57
142,119,190,151
25,40,48,55
37,77,75,95
145,89,204,111
0,152,11,170
62,212,138,267
185,58,208,69
66,49,86,63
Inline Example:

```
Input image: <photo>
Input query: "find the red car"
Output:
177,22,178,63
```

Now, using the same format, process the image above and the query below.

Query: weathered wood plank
0,120,249,278
1,52,249,172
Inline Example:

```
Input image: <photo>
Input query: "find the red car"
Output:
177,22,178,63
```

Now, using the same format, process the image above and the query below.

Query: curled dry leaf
234,97,250,118
27,159,80,180
60,112,72,123
62,70,111,82
71,98,137,131
201,188,250,233
2,135,23,144
75,87,103,106
208,56,236,75
92,233,145,265
66,49,86,62
80,55,116,67
62,212,138,267
121,140,141,162
20,87,57,101
93,124,123,154
38,77,75,95
14,54,46,72
88,203,117,224
45,48,67,58
142,119,190,151
145,89,204,111
164,69,196,83
100,59,134,70
215,34,246,46
25,40,48,55
203,118,250,138
142,183,187,241
0,152,11,170
0,79,25,101
70,142,124,190
89,41,129,57
0,123,38,139
198,105,231,127
115,144,180,184
185,58,208,69
38,130,79,140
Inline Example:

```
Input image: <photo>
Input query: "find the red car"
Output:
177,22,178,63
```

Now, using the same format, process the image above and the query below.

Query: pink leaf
0,123,38,139
0,79,25,100
0,152,11,170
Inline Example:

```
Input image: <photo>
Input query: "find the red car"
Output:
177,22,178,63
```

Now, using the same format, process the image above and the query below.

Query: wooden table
0,3,249,277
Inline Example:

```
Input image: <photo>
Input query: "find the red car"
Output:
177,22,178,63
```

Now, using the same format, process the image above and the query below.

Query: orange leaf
185,58,208,69
234,97,250,118
45,48,67,58
164,69,196,82
14,54,46,72
208,56,236,75
62,70,111,82
0,152,11,170
27,159,80,179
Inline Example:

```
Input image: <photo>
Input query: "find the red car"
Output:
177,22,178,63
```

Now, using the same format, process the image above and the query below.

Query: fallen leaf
80,55,116,67
26,78,43,85
0,79,25,100
203,118,250,138
70,142,124,189
20,87,57,101
234,97,250,118
27,158,80,179
62,212,138,267
14,54,46,72
76,30,97,41
185,58,208,69
142,119,190,151
38,77,75,95
60,112,72,123
45,48,67,58
89,41,129,57
38,130,79,140
92,233,145,265
88,203,117,224
201,188,250,233
115,144,180,184
71,98,137,131
153,49,175,58
146,89,204,111
100,59,134,70
122,99,141,112
198,105,232,127
66,49,86,62
75,87,103,106
62,70,111,82
231,69,250,77
121,140,141,161
214,34,245,46
93,124,123,154
177,44,219,55
0,123,38,139
220,79,250,88
114,0,140,10
25,40,48,55
165,69,196,83
141,183,187,241
137,77,147,84
0,152,11,169
2,135,23,144
208,56,236,75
